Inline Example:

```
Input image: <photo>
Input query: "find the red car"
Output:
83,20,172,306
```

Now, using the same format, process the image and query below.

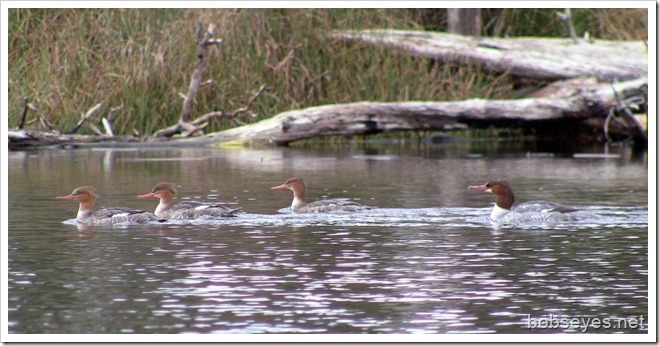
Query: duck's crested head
56,186,99,201
138,182,177,199
271,177,306,191
151,182,177,196
468,180,514,209
271,177,308,202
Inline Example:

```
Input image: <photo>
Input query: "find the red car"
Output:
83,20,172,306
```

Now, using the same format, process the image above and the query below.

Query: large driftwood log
9,77,646,149
174,76,646,146
329,30,647,80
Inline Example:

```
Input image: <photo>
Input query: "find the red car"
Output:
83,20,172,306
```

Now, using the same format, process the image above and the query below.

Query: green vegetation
8,8,647,136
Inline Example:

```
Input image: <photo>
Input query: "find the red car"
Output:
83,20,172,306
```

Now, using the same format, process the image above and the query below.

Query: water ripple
61,206,648,231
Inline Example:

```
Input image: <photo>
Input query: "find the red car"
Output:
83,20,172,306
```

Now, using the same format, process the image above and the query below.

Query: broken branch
190,84,268,127
101,118,114,136
68,102,103,134
179,23,222,124
155,23,223,138
38,114,55,132
609,82,647,145
557,9,579,44
17,97,29,129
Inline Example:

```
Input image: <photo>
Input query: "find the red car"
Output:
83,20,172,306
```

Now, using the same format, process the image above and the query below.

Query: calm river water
7,140,649,337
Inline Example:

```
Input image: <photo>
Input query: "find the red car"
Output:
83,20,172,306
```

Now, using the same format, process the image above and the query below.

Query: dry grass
8,8,647,136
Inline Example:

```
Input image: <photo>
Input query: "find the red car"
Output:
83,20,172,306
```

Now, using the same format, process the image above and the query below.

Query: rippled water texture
7,142,649,336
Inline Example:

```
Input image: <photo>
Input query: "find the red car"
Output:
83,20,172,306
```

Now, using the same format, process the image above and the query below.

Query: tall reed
8,8,647,135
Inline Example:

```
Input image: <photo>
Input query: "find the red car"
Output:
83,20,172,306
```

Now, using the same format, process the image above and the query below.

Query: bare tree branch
609,82,647,144
557,9,579,44
189,84,269,127
100,104,123,137
68,103,103,134
107,104,123,123
88,122,104,136
179,23,222,124
38,114,55,132
101,118,114,136
230,84,268,118
155,23,224,138
17,97,29,129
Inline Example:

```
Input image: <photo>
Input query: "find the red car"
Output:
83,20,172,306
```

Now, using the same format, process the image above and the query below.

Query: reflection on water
7,142,648,335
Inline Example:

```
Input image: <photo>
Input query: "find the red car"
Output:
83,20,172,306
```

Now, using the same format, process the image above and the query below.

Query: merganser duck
270,177,371,213
468,180,587,224
137,182,240,219
56,186,165,225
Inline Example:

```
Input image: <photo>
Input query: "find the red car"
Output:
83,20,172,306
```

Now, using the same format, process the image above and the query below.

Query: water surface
7,141,648,335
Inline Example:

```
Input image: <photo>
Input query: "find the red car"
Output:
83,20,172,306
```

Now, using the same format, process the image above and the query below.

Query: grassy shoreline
8,8,647,136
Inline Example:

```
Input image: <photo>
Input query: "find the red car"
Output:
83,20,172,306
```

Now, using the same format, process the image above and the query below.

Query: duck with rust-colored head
468,180,588,224
271,177,371,213
57,186,164,225
138,182,240,219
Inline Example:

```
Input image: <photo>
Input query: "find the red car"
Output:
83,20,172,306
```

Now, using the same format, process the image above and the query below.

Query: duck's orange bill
137,192,156,199
56,194,76,200
468,184,488,192
270,184,288,191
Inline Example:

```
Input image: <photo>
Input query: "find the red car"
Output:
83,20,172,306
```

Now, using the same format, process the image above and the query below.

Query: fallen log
328,29,647,81
8,77,646,149
175,76,646,146
8,130,142,148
